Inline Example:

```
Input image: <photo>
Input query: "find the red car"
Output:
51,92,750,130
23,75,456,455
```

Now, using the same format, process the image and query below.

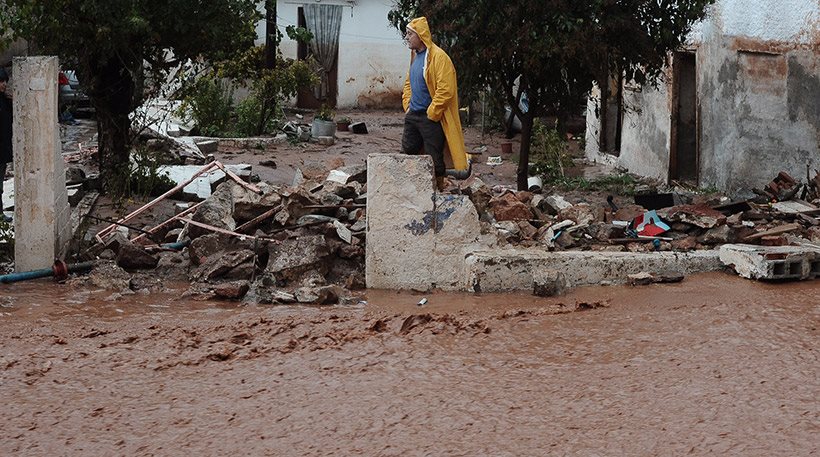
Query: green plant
178,75,235,137
218,46,319,136
316,104,335,121
551,173,640,196
529,119,573,183
337,116,352,124
107,147,176,199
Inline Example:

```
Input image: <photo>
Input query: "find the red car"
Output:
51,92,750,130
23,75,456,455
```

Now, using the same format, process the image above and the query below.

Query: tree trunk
91,57,136,191
265,0,277,70
516,113,534,191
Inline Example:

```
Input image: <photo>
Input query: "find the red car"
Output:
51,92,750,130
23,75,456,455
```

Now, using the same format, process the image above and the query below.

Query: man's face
405,29,423,51
0,80,6,94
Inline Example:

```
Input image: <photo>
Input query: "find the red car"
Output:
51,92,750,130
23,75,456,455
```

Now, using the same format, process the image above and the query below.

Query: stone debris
77,161,820,303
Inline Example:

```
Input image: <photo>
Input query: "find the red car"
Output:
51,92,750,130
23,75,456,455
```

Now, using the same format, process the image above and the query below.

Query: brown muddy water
1,272,817,456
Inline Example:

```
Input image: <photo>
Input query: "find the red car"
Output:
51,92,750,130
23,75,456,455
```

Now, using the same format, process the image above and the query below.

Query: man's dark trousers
401,110,446,177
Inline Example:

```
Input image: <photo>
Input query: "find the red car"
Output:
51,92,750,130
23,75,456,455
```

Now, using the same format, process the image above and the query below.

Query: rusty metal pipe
0,260,96,284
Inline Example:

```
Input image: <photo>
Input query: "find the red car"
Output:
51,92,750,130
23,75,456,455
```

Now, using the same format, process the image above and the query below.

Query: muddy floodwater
1,272,817,456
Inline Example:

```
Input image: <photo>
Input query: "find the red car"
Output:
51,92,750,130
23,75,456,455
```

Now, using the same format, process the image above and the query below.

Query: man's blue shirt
408,49,432,113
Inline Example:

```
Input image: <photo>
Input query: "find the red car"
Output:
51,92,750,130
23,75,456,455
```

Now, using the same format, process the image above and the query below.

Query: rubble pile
89,162,369,304
81,167,820,300
462,173,820,254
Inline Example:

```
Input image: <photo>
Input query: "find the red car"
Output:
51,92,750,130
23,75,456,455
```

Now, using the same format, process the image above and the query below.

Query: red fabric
58,72,69,86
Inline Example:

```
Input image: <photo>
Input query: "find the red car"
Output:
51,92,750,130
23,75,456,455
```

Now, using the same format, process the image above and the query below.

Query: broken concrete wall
365,154,487,291
586,0,819,194
465,249,724,292
262,1,406,109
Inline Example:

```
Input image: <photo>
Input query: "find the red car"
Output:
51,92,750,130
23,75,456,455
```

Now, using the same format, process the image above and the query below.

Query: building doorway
598,73,623,155
296,5,340,109
670,51,699,183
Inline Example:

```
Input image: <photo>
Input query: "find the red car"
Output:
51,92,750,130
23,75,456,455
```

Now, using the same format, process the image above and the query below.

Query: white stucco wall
586,0,820,193
715,0,818,42
257,1,407,109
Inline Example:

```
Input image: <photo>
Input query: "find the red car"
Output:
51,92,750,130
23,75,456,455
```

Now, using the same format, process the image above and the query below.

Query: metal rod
96,161,219,241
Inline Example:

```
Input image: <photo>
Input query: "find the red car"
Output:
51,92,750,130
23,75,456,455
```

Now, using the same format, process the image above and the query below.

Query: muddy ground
1,110,818,455
1,272,817,455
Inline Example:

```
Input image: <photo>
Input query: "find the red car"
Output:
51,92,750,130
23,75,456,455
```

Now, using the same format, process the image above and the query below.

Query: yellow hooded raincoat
402,17,469,174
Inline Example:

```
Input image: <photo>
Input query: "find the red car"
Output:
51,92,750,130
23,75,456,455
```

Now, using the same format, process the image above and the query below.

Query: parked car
58,70,91,110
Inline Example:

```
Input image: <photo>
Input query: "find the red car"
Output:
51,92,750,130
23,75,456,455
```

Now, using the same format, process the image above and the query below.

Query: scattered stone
698,225,735,245
489,192,533,221
116,242,160,270
191,249,255,281
213,280,250,300
189,183,236,239
88,261,132,291
558,203,604,226
533,270,566,296
317,136,335,146
259,160,277,168
295,285,340,304
628,271,654,286
543,195,573,214
266,235,332,282
658,204,726,229
334,220,353,244
232,183,282,222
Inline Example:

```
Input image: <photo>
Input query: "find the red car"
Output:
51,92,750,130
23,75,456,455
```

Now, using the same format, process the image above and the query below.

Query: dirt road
1,272,817,455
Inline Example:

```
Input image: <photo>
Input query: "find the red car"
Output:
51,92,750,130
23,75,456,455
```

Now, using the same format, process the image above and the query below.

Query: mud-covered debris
658,204,726,229
190,249,256,282
213,280,250,300
267,235,333,282
698,225,736,245
295,285,340,304
117,242,159,270
489,192,533,222
558,203,604,227
87,261,132,291
533,270,566,297
543,195,572,215
232,182,283,222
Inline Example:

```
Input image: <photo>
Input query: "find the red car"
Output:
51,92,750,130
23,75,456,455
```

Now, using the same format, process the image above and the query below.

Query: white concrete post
12,56,70,271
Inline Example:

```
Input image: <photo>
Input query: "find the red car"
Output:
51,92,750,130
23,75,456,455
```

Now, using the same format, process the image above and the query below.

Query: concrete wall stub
12,56,70,271
719,244,820,280
465,249,724,292
365,153,486,291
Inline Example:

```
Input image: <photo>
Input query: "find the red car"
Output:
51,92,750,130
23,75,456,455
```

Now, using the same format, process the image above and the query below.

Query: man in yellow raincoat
401,17,469,190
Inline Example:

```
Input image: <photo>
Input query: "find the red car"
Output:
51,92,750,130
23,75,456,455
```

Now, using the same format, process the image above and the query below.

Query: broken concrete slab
465,249,722,292
158,163,253,200
719,244,820,281
266,235,332,283
189,183,236,239
658,204,726,229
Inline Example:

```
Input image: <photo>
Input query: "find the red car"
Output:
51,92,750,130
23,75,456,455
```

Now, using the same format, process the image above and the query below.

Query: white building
585,0,819,194
257,0,408,109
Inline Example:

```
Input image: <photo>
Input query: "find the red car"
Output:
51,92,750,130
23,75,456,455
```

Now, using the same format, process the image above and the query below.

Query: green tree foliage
0,0,260,191
390,0,715,190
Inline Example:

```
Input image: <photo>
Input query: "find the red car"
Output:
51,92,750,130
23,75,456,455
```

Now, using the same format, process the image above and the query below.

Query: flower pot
336,121,350,132
311,119,336,138
501,142,513,154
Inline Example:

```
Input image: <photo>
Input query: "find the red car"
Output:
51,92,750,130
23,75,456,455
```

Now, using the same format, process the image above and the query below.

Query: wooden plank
743,223,800,241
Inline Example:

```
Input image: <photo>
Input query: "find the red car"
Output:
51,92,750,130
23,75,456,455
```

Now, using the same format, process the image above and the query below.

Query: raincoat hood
407,17,434,50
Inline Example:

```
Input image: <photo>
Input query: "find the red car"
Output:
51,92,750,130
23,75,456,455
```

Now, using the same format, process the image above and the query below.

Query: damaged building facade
585,0,819,195
259,0,406,109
